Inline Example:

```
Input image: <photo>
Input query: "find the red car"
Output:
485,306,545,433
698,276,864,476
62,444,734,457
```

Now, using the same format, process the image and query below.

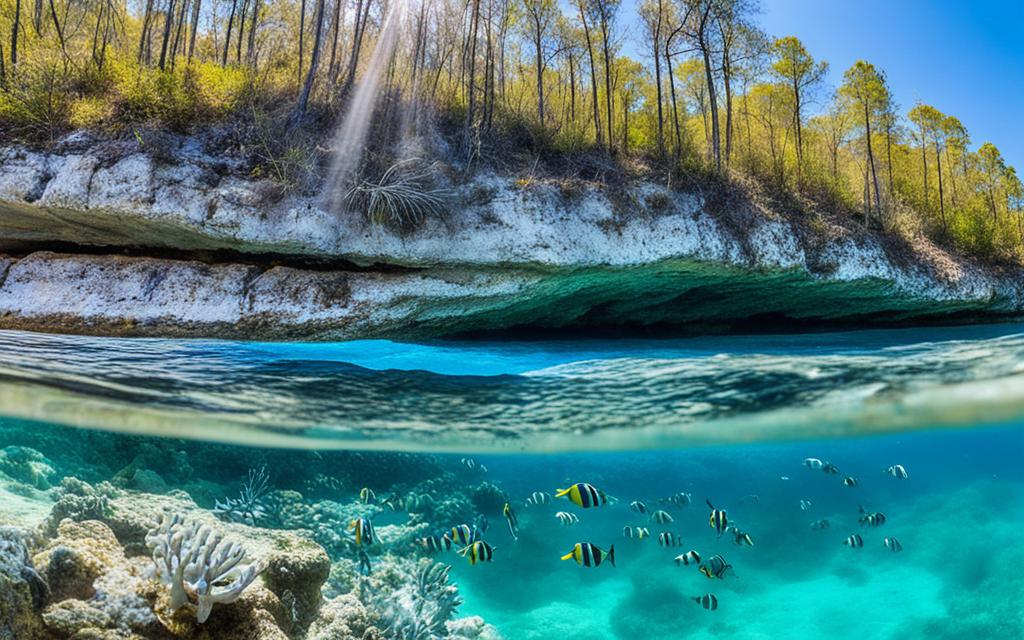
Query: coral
41,598,113,636
447,616,505,640
44,478,117,536
259,534,330,632
0,526,49,639
373,559,463,640
0,445,56,490
470,482,509,516
146,511,266,623
306,594,382,640
214,466,272,526
33,519,125,602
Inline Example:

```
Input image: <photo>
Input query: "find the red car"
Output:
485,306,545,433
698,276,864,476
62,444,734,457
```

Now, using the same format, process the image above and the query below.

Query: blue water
1,325,1023,639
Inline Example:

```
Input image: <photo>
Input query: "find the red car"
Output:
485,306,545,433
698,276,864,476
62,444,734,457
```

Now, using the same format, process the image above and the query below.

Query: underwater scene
0,325,1022,640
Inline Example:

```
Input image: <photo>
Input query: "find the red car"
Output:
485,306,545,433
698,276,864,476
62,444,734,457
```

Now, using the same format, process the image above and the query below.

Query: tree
840,60,890,225
522,0,559,124
293,0,327,123
639,0,666,156
592,0,620,152
771,36,826,184
978,142,1006,222
574,0,603,147
678,0,720,170
715,0,762,168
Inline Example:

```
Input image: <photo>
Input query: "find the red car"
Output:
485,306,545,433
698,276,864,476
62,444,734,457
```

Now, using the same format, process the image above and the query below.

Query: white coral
145,512,265,623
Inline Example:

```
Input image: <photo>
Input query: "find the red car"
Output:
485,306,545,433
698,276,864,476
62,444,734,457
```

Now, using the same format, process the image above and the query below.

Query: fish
460,540,495,565
526,491,551,506
404,493,434,512
699,554,732,579
380,493,403,511
357,548,372,575
420,534,451,554
810,519,830,530
692,594,718,611
804,458,824,470
731,529,754,546
822,462,840,475
658,531,677,547
623,525,650,540
843,476,860,487
445,524,476,546
461,457,477,470
629,500,648,514
858,506,886,527
675,550,701,566
884,537,903,552
502,503,519,540
358,487,375,504
651,510,674,524
885,464,909,479
663,492,692,507
706,499,728,538
349,518,375,546
555,483,607,508
844,534,864,548
780,476,790,481
556,511,580,526
561,542,615,568
800,500,812,511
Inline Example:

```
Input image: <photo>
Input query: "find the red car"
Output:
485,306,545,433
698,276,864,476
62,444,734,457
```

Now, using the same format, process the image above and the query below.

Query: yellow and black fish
503,503,519,540
561,542,615,568
651,510,674,524
460,540,495,565
445,524,476,546
675,550,701,566
555,483,607,508
359,487,375,504
706,499,728,538
692,594,718,610
699,554,732,579
349,518,375,546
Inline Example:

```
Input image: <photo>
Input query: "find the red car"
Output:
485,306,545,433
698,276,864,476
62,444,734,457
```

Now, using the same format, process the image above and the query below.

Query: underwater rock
0,446,56,490
152,583,290,640
470,482,510,516
44,478,117,537
40,598,113,637
447,616,505,640
33,519,126,602
0,526,50,640
305,594,382,640
146,512,266,623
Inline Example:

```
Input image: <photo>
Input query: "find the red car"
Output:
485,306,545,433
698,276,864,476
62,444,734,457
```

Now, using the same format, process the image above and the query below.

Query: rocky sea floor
1,417,1022,640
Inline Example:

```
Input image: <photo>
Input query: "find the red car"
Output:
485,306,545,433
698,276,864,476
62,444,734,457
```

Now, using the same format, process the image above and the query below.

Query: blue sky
619,0,1023,168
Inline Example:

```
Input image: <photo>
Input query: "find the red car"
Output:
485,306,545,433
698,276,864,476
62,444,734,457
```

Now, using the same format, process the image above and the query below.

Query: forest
0,0,1020,264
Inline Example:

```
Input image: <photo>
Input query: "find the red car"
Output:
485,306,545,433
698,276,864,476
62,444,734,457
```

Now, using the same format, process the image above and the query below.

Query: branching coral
374,559,463,640
145,512,266,623
214,466,271,526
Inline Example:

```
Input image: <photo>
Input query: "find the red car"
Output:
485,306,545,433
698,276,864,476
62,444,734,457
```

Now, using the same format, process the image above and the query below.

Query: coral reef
0,526,49,639
146,511,266,623
372,559,464,640
0,446,55,490
214,466,272,526
44,478,116,536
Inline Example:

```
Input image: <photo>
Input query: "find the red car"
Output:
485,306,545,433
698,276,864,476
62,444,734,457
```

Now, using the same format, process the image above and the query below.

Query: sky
619,0,1024,169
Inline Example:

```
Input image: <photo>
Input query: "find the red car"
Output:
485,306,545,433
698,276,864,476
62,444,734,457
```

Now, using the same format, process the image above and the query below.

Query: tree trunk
222,0,238,66
328,0,343,77
700,40,720,170
664,30,681,159
532,15,543,122
600,16,614,151
158,0,177,70
11,0,20,68
298,0,307,82
138,0,155,62
579,6,602,148
466,0,481,145
935,139,946,234
188,0,201,61
293,0,326,123
864,101,881,223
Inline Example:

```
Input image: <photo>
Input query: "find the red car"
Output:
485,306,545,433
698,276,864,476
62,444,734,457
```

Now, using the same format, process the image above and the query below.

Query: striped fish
349,518,375,546
731,529,754,546
651,510,674,524
884,537,903,552
843,476,860,487
663,492,692,507
699,554,732,579
502,503,519,540
885,464,909,479
800,500,812,511
555,483,607,508
445,524,476,546
420,534,451,554
526,491,551,506
623,525,650,540
658,531,677,547
844,534,864,548
706,499,728,538
561,542,615,568
822,462,840,475
810,519,830,530
556,511,580,526
460,540,495,565
359,487,375,504
858,507,886,527
804,458,824,470
692,594,718,610
629,500,648,514
675,550,701,566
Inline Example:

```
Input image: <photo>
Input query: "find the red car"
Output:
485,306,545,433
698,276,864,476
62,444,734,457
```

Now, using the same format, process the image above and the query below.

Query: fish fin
555,488,571,497
560,552,574,561
705,498,714,509
458,545,471,557
608,545,615,567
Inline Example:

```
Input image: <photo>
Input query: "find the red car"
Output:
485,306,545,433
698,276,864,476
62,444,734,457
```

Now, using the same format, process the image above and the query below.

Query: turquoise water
1,325,1023,638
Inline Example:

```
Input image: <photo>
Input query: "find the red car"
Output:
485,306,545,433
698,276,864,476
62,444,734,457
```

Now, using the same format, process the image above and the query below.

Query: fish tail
608,545,616,567
691,596,701,604
560,552,574,561
555,488,571,497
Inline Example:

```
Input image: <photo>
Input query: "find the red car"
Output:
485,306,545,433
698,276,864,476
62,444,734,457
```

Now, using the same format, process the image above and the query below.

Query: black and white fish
844,534,864,548
658,531,677,547
692,594,718,610
804,458,824,470
629,500,648,514
675,550,701,566
420,534,452,554
731,529,754,546
699,554,732,579
359,487,375,504
858,506,886,527
651,510,674,524
843,476,860,488
810,519,830,530
800,500,812,511
526,491,552,506
706,499,728,538
357,548,372,575
663,492,692,507
623,525,650,540
884,537,903,552
885,464,909,479
821,462,840,475
556,511,580,526
349,518,376,546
